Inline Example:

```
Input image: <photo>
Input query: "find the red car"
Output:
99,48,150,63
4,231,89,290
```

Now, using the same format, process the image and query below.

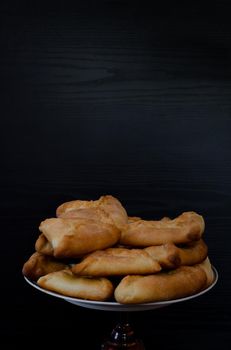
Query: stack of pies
22,195,215,304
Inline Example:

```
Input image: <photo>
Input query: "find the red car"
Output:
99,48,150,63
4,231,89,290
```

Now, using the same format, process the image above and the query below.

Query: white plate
24,266,218,312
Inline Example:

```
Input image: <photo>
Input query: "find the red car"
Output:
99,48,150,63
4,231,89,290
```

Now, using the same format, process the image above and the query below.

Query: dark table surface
1,1,230,348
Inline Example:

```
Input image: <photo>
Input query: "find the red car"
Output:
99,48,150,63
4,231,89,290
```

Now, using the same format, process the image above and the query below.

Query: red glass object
101,322,145,349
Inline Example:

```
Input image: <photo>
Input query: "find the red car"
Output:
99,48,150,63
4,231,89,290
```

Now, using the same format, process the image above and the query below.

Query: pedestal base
101,322,145,349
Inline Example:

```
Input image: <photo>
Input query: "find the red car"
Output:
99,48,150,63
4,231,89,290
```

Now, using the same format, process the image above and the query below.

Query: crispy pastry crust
144,244,181,268
35,234,54,256
145,239,208,268
71,247,161,276
56,195,128,230
199,257,215,287
114,264,208,304
22,252,68,281
128,216,141,223
58,207,114,226
38,217,120,258
120,211,205,246
175,239,208,266
37,270,114,301
71,240,207,277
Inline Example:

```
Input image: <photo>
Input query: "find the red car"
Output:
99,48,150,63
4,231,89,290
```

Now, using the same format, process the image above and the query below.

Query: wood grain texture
1,1,231,348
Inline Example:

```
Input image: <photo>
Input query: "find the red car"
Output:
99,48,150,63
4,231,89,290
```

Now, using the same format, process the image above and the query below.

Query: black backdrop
1,1,230,348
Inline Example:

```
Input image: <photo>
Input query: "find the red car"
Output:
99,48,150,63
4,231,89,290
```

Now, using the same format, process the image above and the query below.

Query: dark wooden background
1,1,230,348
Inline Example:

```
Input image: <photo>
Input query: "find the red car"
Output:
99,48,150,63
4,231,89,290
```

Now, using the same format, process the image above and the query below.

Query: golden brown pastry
58,207,114,226
128,216,141,223
144,244,181,269
56,195,128,230
22,252,69,281
37,217,120,258
35,234,54,256
114,264,208,304
71,247,162,276
37,269,114,301
144,239,208,268
120,211,205,246
175,239,208,266
199,257,215,287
